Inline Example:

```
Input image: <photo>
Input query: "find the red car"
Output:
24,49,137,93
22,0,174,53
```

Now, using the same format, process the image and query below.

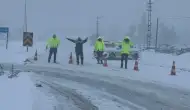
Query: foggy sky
0,0,190,43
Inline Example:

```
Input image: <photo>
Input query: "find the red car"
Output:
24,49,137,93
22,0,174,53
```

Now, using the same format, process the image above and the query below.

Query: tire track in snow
41,75,145,110
38,81,98,110
34,70,190,110
2,63,190,110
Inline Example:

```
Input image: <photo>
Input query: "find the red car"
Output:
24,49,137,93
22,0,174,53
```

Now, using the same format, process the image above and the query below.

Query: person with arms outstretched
46,34,60,63
66,37,88,65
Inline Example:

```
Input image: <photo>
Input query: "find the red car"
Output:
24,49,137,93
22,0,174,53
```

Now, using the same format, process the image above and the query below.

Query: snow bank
141,50,190,69
0,72,34,110
0,41,46,64
0,72,59,110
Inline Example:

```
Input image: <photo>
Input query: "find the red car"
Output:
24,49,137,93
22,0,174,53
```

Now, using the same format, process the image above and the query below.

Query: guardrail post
8,64,15,78
0,64,4,75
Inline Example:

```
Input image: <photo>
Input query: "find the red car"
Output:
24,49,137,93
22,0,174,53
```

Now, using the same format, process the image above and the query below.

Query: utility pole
24,0,28,52
155,18,159,51
147,0,152,49
96,16,103,38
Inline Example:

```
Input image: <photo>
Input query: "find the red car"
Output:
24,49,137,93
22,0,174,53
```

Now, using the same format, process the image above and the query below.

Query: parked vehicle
93,41,140,60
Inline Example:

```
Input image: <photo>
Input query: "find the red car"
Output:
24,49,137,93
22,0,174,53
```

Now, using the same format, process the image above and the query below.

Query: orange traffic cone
68,52,73,64
103,59,108,67
34,50,38,61
134,60,139,71
170,61,176,75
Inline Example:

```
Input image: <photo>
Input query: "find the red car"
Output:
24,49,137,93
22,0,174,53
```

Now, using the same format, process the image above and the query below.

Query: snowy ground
1,40,190,110
0,41,46,64
29,67,190,110
0,72,57,110
141,50,190,70
0,71,82,110
32,39,190,91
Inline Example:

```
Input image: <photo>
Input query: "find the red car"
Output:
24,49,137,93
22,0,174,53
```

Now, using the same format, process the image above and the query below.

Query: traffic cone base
69,60,73,64
34,56,37,60
170,61,176,75
170,66,176,75
68,52,73,64
134,60,139,71
103,59,108,67
34,50,38,61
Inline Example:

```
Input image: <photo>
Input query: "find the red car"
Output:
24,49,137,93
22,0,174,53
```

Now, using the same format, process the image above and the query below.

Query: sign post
23,32,33,52
0,27,9,49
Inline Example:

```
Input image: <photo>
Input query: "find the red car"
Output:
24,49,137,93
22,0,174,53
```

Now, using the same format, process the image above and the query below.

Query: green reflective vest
94,40,104,51
47,37,60,48
121,41,133,54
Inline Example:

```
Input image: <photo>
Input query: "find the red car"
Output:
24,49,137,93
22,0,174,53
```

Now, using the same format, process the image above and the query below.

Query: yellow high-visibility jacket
46,37,60,48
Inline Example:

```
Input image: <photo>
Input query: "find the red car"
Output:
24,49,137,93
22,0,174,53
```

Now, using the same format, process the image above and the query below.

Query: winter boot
100,60,103,64
81,57,84,65
97,59,100,64
125,65,127,69
77,61,79,65
121,62,123,68
81,60,83,65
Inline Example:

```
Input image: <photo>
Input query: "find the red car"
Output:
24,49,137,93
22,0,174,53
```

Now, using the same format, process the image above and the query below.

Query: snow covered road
2,63,190,110
1,41,190,110
37,80,98,110
34,68,190,110
0,71,98,110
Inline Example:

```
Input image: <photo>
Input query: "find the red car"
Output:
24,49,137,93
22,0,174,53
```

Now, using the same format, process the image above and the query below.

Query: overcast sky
0,0,190,43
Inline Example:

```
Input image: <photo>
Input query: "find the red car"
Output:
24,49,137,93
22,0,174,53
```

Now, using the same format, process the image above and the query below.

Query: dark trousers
96,51,103,64
76,52,84,65
48,48,57,63
121,53,128,69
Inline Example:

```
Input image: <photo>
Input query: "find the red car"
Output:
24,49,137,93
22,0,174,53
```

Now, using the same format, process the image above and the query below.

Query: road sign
23,32,33,47
0,27,9,33
0,27,9,49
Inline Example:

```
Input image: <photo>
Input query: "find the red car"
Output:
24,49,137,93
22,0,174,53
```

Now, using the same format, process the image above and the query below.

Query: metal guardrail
0,63,22,78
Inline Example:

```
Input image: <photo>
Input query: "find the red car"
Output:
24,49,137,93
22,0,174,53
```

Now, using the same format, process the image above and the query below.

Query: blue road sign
0,27,9,33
